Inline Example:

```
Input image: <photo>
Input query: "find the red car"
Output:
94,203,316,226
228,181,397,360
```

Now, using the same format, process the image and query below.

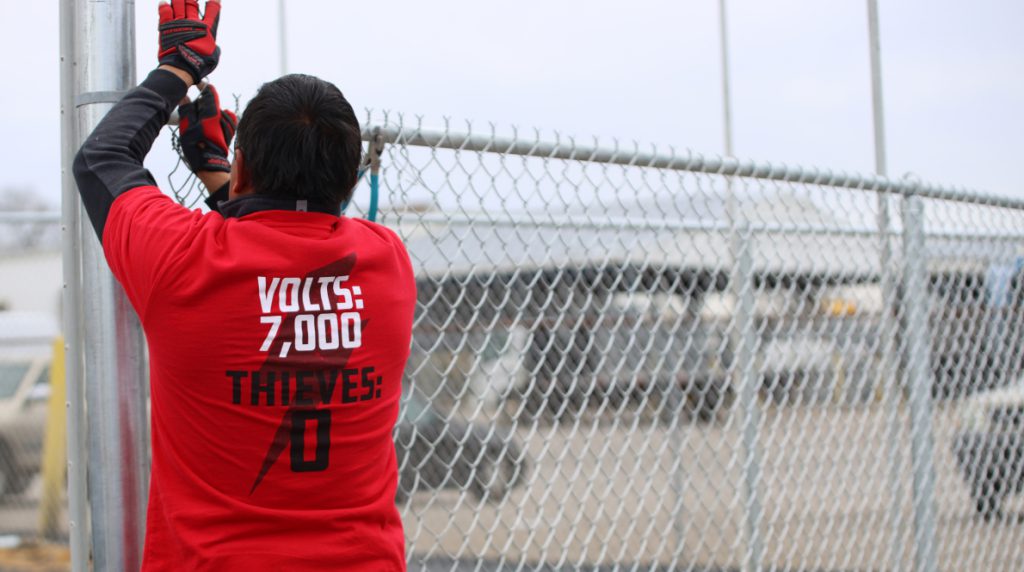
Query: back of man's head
235,74,362,209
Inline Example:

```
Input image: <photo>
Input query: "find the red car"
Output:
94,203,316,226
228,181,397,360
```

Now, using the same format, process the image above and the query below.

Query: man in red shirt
72,1,415,569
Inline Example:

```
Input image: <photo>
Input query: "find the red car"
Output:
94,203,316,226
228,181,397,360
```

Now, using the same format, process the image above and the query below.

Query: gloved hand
177,85,237,173
158,0,222,84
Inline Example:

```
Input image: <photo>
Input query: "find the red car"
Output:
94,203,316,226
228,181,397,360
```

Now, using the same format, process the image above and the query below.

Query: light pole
719,0,735,160
718,3,763,572
279,0,288,76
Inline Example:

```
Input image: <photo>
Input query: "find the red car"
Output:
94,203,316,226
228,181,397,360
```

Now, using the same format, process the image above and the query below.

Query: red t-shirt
103,187,415,571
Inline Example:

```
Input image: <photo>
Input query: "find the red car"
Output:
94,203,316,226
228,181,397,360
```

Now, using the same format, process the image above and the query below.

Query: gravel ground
4,405,1024,570
0,544,69,572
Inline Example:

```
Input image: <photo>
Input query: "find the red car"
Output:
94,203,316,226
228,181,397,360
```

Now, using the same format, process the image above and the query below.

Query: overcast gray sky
3,0,1022,207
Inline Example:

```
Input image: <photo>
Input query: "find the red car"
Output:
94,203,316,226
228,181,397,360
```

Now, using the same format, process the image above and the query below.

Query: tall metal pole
58,2,88,569
737,226,763,572
719,0,735,160
71,1,150,570
867,0,888,179
866,2,905,569
719,2,762,571
903,194,939,572
279,0,288,76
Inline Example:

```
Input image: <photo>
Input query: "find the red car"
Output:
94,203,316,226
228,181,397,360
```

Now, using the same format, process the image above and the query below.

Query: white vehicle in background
0,312,58,497
953,377,1024,520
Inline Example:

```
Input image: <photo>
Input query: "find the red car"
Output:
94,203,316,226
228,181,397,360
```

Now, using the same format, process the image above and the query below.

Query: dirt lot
401,404,1024,571
0,544,69,572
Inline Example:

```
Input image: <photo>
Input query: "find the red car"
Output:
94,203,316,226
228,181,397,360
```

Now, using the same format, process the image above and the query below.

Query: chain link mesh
165,93,242,210
166,124,208,210
163,110,1024,571
0,248,63,544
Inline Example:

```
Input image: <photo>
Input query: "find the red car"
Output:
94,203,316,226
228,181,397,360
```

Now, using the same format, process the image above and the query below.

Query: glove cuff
158,46,220,85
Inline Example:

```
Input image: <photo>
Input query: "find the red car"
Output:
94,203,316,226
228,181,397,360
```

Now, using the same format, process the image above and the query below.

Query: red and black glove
177,85,237,173
158,0,222,84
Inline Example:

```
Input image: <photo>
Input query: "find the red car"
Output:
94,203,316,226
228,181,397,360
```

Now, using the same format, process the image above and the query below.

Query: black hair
235,74,362,209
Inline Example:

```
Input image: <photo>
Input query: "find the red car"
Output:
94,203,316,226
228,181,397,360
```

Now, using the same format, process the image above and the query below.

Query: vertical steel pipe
279,0,288,76
737,227,763,572
718,4,761,569
867,0,888,178
58,1,88,569
718,0,735,160
866,2,905,568
903,194,938,572
72,0,149,569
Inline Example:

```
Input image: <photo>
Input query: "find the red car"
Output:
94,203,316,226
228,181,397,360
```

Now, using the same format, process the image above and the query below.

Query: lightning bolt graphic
249,253,361,495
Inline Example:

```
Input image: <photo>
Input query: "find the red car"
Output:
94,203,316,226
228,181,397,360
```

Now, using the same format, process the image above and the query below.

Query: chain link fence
166,111,1024,570
0,337,58,536
353,113,1024,571
0,217,64,546
4,110,1024,570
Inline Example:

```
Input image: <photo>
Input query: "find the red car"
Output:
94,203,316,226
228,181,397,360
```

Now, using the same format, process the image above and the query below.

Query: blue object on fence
367,171,379,223
341,161,379,222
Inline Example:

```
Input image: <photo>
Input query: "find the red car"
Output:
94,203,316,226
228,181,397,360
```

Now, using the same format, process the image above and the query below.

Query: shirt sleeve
72,69,189,240
102,186,210,319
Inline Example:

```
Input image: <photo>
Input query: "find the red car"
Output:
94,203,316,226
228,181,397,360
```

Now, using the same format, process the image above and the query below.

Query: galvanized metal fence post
882,210,905,572
737,225,763,572
902,192,938,572
58,1,88,568
71,1,149,569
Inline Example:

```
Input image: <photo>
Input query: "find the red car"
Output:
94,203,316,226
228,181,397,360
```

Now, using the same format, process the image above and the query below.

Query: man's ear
229,148,254,200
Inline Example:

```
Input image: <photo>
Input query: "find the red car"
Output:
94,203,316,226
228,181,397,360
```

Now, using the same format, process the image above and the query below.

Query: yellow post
39,336,67,539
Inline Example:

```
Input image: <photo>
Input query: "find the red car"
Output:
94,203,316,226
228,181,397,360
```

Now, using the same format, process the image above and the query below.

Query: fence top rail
362,122,1024,210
